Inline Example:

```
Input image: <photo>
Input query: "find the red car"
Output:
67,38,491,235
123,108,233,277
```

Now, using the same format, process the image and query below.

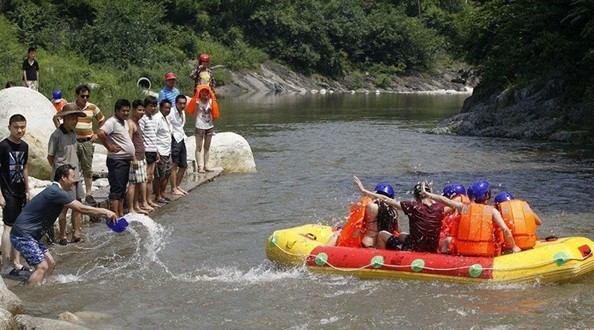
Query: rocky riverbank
430,78,594,142
214,62,476,97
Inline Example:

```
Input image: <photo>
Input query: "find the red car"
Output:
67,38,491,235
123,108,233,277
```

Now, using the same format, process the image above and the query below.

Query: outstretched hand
353,175,365,193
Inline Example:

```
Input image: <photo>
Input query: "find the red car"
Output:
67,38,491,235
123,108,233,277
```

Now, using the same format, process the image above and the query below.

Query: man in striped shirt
138,96,161,208
73,85,105,205
158,72,180,106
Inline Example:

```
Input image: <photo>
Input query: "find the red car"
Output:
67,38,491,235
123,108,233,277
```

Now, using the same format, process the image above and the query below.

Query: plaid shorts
129,159,147,183
11,234,48,266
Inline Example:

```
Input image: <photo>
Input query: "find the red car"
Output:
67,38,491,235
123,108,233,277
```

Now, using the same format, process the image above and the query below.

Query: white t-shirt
153,112,172,156
195,99,214,130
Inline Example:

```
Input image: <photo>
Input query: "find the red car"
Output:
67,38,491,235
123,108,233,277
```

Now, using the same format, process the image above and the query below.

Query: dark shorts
195,127,215,137
386,235,412,251
11,234,48,266
170,138,188,168
106,157,131,200
145,151,158,165
2,194,26,226
155,155,172,179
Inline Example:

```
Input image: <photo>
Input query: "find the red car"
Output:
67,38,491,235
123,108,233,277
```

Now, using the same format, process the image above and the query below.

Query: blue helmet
469,180,491,203
494,192,514,206
52,89,62,100
442,183,466,199
374,183,394,199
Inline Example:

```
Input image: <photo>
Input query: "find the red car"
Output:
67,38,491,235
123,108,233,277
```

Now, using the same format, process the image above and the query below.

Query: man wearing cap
51,90,68,128
73,84,105,206
48,104,87,245
158,72,181,106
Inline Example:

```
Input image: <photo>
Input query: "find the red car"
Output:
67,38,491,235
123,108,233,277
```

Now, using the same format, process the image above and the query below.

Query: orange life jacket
498,200,537,249
53,99,67,112
336,197,372,247
186,84,219,119
456,203,500,257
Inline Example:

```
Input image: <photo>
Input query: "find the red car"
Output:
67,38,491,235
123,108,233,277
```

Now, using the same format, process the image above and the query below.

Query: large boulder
0,279,24,315
186,132,256,173
0,87,55,179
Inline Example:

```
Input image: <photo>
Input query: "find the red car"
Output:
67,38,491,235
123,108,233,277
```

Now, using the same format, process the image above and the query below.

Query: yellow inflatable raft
266,224,594,283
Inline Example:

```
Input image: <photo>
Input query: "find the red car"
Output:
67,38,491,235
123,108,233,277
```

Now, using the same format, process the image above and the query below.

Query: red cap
164,72,177,80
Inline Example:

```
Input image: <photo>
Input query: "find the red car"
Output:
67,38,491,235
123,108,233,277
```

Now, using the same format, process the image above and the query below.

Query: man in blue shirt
158,72,180,106
10,164,117,285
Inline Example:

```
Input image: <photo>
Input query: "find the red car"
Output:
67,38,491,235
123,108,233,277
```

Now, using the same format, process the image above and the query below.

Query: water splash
50,213,172,283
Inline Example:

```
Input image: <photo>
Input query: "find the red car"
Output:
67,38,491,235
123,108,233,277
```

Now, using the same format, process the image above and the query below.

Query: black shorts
386,235,411,251
145,152,158,165
2,194,26,226
107,157,131,200
170,138,188,168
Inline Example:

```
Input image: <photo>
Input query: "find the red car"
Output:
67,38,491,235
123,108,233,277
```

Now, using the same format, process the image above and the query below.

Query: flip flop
9,266,33,276
58,238,68,245
155,198,169,204
72,237,84,243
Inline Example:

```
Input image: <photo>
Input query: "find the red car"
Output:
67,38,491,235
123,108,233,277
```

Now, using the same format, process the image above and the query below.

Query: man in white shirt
153,100,173,204
168,95,189,195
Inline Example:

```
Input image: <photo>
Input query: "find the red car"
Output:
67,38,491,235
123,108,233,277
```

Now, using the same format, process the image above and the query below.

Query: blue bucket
106,217,129,233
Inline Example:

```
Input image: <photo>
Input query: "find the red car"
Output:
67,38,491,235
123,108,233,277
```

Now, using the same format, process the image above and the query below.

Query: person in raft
186,84,219,173
420,180,521,256
354,176,448,252
10,164,117,285
328,180,400,248
438,183,470,254
493,191,543,250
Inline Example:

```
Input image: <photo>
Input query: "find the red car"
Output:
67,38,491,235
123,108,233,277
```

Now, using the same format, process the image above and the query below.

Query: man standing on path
168,95,188,195
153,100,173,204
0,115,30,275
127,100,153,213
11,164,116,285
138,96,161,209
158,72,180,106
22,47,39,91
97,99,135,217
47,104,86,245
73,84,105,205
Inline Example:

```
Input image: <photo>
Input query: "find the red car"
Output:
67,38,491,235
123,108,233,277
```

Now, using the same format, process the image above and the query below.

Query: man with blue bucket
10,164,118,285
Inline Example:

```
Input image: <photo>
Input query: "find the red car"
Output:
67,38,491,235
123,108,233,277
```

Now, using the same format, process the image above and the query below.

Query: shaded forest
1,0,592,107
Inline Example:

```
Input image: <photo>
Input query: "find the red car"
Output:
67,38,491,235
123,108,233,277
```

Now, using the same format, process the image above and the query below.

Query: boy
22,47,39,91
0,114,31,275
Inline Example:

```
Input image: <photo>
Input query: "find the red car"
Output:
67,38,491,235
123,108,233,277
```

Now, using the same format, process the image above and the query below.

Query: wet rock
0,279,24,315
15,314,89,330
0,308,17,330
0,87,54,179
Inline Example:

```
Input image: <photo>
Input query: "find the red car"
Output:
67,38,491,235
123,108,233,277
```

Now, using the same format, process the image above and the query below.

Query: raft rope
269,238,593,274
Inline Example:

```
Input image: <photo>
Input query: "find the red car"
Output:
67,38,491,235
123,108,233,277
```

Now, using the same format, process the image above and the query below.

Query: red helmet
199,53,210,63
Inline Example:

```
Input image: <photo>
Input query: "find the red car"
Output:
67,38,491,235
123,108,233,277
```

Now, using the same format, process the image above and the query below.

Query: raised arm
353,175,402,210
419,182,465,213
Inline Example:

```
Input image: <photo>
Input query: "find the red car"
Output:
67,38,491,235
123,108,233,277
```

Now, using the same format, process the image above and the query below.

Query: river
13,92,594,329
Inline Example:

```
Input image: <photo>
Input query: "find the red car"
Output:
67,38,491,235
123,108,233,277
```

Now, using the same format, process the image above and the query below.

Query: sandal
72,237,84,243
58,238,68,245
9,266,33,276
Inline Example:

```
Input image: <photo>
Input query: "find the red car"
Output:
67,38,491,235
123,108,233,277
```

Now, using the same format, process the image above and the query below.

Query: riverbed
13,92,594,329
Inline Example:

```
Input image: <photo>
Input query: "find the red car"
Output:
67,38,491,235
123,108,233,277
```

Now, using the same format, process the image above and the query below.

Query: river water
13,93,594,329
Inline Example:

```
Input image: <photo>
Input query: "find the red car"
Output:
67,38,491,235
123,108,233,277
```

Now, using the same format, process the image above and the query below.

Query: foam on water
173,264,309,284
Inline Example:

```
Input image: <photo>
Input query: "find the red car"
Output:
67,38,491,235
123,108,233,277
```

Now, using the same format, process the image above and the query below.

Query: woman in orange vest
494,192,542,250
421,180,520,257
330,181,400,248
